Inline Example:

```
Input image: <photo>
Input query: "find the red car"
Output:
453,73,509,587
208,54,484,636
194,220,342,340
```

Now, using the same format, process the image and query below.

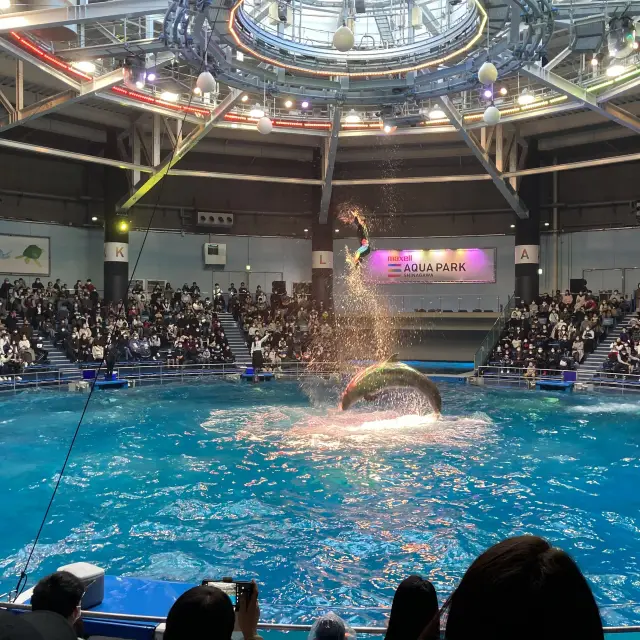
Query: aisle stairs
16,318,82,379
579,313,635,378
218,312,252,368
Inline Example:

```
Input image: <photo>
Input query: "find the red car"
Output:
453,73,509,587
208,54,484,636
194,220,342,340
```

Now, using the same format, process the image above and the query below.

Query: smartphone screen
203,581,237,605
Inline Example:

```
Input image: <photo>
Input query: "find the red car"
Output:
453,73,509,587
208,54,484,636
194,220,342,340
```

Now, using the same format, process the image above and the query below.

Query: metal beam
0,0,166,34
495,123,504,171
116,89,243,212
0,68,124,134
15,59,23,112
0,35,80,91
597,72,640,103
439,96,529,218
0,88,15,118
0,137,153,172
168,169,323,185
544,46,571,71
56,38,168,61
521,63,640,135
318,106,341,224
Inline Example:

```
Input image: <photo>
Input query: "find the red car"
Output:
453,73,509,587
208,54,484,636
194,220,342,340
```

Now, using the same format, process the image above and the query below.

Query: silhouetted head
31,571,84,624
164,586,235,640
386,576,439,640
444,535,603,640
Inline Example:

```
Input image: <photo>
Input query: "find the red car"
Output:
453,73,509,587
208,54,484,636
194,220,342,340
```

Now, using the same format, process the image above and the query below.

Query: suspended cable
12,7,224,600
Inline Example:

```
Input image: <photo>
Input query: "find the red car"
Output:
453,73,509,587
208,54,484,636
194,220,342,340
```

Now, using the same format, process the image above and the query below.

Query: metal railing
472,295,517,370
1,601,639,635
383,294,503,313
0,361,346,394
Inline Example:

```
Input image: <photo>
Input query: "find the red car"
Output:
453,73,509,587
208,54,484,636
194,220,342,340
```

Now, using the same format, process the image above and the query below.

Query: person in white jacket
251,332,270,371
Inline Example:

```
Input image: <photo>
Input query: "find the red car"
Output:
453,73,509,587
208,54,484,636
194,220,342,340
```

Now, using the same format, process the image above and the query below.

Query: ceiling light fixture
344,109,362,123
147,72,157,82
241,94,249,102
517,88,535,105
284,99,293,108
72,60,96,74
160,91,179,102
428,107,446,120
499,86,508,95
606,63,626,77
301,100,310,109
249,103,265,118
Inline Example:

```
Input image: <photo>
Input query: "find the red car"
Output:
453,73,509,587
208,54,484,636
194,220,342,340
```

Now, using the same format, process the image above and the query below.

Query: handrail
1,602,639,634
473,294,517,370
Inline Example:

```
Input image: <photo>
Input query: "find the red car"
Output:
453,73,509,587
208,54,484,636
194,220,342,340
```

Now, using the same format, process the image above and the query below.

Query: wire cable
12,9,224,599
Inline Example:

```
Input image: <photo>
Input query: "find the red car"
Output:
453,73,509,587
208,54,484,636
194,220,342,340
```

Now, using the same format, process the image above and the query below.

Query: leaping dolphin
339,355,442,416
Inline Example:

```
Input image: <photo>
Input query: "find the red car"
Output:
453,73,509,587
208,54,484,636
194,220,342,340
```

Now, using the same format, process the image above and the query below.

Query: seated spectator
0,610,77,640
562,289,573,305
31,570,84,628
572,336,585,364
441,535,603,640
164,582,259,640
385,576,438,640
309,613,355,640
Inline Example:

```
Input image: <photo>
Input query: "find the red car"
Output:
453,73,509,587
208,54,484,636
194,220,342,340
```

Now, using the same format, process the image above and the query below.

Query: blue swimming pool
2,381,640,627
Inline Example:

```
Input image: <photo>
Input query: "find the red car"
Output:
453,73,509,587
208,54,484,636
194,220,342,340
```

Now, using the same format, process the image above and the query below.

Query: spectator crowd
488,288,632,377
0,277,237,373
4,534,606,640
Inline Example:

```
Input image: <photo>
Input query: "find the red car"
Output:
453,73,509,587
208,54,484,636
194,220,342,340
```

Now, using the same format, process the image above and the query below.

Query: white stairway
218,312,251,367
579,314,634,378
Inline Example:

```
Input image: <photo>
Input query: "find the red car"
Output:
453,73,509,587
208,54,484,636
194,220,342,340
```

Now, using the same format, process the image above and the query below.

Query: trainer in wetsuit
352,214,371,266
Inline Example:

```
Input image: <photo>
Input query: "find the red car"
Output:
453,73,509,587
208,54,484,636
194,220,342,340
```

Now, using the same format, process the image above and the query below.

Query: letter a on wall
515,244,539,265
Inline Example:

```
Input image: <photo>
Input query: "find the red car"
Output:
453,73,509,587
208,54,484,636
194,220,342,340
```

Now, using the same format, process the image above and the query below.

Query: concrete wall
540,227,640,296
333,234,515,312
0,220,312,294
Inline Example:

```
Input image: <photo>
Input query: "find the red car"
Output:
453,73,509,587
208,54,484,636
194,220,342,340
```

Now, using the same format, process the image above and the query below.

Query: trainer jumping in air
350,212,371,267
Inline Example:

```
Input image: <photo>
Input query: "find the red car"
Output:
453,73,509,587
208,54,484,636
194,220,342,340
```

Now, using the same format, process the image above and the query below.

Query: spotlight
231,123,239,129
249,103,265,118
91,216,98,222
118,220,130,232
160,91,179,102
284,99,293,108
538,268,543,275
499,86,508,95
517,88,535,105
241,94,249,102
344,109,362,123
483,88,493,99
147,72,157,82
246,264,251,271
510,224,515,228
301,100,310,109
72,60,96,74
335,228,340,233
304,228,309,232
193,87,202,95
544,222,550,227
606,63,626,77
608,16,636,59
428,107,446,120
123,63,146,91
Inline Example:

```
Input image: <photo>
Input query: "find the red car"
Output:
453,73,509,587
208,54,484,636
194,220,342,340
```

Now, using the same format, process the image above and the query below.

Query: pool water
2,381,640,626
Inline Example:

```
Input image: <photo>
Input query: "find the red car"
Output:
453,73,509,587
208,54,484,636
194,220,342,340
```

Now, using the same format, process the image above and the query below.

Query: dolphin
338,355,442,416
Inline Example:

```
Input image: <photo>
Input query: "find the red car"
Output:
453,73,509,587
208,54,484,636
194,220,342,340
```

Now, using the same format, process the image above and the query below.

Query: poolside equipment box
57,562,104,609
241,368,274,382
104,373,117,381
83,370,96,380
536,380,574,392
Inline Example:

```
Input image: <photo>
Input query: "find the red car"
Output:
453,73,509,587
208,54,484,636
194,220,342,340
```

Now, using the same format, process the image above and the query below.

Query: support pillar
312,213,334,310
311,150,333,310
514,139,540,304
104,129,129,304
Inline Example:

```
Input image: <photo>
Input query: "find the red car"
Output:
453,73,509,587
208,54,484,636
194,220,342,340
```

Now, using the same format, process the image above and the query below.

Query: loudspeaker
355,0,365,12
570,278,587,293
272,280,286,295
